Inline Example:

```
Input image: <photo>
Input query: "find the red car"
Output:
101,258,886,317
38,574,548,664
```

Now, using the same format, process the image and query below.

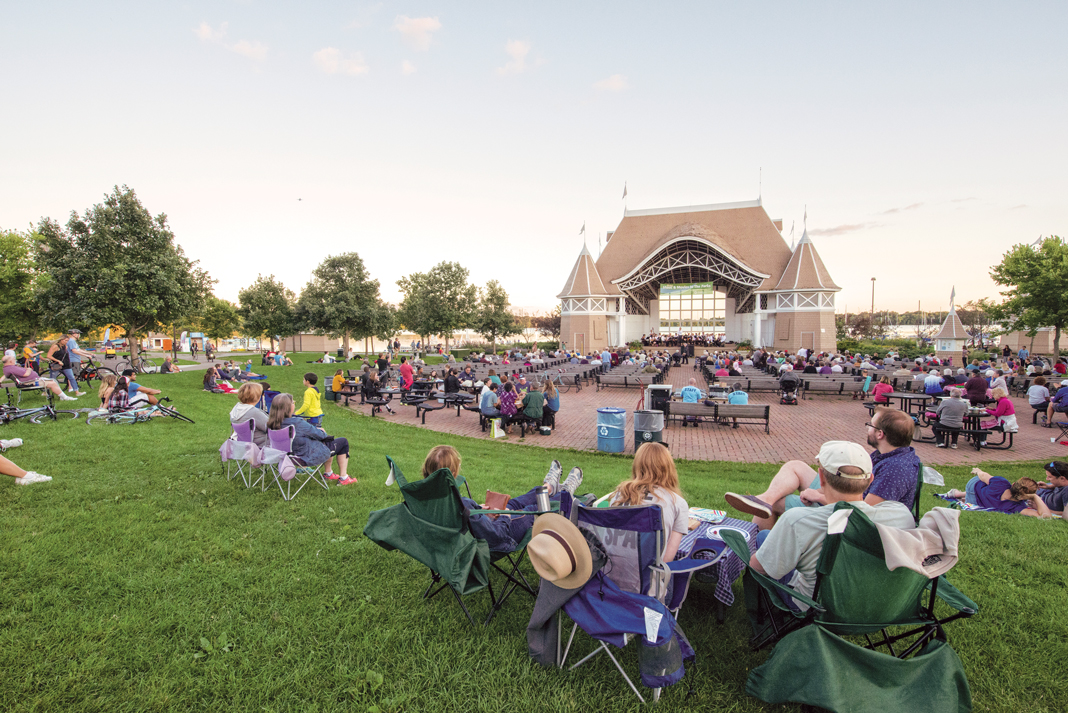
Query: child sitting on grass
294,372,324,426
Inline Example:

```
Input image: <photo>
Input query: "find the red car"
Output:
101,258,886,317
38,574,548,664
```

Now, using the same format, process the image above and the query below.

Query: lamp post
870,277,876,339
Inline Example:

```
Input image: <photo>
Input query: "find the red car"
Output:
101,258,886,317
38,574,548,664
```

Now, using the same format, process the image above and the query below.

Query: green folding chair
364,456,546,626
722,501,977,658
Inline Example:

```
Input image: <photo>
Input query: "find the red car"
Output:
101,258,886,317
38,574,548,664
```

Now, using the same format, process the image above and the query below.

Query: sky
2,1,1066,317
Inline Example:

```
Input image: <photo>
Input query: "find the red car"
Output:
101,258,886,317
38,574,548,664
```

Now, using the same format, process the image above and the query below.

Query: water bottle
535,485,551,512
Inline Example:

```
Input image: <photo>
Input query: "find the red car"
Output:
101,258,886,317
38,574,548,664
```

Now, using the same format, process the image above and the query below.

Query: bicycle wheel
29,409,81,424
114,360,131,374
93,366,117,380
137,358,157,374
87,411,137,425
156,405,195,424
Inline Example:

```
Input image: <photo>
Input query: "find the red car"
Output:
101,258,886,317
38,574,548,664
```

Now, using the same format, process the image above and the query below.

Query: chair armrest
929,575,978,615
477,501,560,516
720,529,824,612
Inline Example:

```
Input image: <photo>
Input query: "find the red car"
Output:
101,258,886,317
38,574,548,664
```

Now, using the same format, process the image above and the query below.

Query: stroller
779,371,801,405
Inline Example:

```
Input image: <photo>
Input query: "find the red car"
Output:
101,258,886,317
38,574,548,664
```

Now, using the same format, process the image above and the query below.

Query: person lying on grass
0,448,51,485
1036,461,1068,517
944,468,1052,517
421,445,582,553
0,354,78,401
268,393,355,486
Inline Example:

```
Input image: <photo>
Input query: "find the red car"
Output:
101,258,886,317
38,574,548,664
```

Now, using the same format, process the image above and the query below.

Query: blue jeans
465,487,559,552
482,408,501,417
964,476,981,505
304,415,322,426
62,368,78,391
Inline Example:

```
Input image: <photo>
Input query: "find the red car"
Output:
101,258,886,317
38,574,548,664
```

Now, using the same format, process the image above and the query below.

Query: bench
665,402,771,433
596,374,647,390
415,401,447,424
802,380,865,399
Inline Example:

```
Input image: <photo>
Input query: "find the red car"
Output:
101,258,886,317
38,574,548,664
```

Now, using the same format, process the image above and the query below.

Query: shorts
964,476,981,505
130,393,149,406
327,437,349,457
783,471,821,511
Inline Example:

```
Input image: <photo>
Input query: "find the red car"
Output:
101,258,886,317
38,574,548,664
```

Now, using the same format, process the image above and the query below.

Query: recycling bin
596,407,627,453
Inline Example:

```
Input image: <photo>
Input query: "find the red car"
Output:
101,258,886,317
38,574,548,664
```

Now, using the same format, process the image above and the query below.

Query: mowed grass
0,355,1065,712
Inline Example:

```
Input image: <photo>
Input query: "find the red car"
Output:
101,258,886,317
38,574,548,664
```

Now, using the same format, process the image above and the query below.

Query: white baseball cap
816,441,873,479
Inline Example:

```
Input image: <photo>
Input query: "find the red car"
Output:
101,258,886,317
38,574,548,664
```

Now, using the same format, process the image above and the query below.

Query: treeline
0,186,562,356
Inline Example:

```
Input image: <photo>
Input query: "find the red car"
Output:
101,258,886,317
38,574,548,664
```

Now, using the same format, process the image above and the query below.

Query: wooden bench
802,380,865,399
666,402,770,433
596,374,647,390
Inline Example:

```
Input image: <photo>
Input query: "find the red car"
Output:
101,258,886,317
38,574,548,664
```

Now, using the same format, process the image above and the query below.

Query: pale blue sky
2,2,1065,315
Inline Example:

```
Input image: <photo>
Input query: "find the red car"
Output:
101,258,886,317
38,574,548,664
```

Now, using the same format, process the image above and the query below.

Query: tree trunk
127,325,139,360
343,331,350,357
1054,325,1061,360
269,336,276,351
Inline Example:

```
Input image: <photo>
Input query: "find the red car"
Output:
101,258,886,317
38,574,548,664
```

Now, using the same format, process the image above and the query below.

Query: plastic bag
491,418,505,439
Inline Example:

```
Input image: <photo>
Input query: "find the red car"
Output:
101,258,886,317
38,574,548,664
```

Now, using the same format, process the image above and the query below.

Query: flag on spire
622,182,627,200
579,222,585,235
949,285,955,309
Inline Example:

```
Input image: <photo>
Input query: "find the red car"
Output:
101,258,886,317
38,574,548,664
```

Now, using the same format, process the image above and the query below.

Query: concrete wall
999,329,1056,354
773,311,837,353
280,334,340,353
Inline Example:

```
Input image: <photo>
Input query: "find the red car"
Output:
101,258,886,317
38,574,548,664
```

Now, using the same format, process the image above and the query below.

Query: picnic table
677,516,758,622
884,392,931,416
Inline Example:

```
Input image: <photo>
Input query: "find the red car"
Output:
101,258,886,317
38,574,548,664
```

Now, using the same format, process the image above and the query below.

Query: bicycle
114,353,158,375
77,357,117,386
0,387,81,424
86,397,195,425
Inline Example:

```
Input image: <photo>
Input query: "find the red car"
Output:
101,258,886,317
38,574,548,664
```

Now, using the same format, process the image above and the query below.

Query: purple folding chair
263,425,329,501
222,418,257,487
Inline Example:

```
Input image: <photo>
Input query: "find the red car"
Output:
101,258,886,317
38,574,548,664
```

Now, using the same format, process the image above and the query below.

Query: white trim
611,235,770,285
624,198,762,218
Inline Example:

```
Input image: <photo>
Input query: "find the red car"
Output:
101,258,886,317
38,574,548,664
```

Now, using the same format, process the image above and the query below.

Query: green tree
201,296,242,348
474,280,521,352
957,298,997,347
0,229,46,341
237,275,295,351
34,186,210,359
990,236,1068,356
397,261,477,350
531,306,561,341
293,252,381,355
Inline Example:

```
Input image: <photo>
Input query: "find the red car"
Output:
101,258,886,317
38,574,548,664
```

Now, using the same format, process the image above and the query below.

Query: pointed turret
773,228,840,291
933,288,968,366
933,296,968,341
558,243,611,298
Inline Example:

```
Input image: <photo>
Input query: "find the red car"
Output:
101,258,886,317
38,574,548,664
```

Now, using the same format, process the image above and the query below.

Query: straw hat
528,513,592,590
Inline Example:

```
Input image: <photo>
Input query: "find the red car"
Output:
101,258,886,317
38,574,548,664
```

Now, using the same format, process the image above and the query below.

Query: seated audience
542,379,560,427
934,387,968,449
1027,375,1050,425
268,393,355,485
981,387,1017,434
871,375,893,403
1045,380,1068,427
123,369,162,405
0,355,78,401
230,383,269,447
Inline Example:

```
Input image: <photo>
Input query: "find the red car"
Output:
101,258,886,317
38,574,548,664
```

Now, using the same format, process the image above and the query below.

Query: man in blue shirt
1018,347,1030,361
601,349,612,370
680,378,704,403
480,381,501,417
1045,381,1068,426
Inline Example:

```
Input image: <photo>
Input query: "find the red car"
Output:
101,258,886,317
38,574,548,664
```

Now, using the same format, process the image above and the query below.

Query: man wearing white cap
745,441,915,610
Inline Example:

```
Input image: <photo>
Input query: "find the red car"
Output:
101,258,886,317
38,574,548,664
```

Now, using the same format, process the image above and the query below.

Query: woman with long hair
98,374,118,409
268,392,355,485
107,376,132,411
541,379,559,427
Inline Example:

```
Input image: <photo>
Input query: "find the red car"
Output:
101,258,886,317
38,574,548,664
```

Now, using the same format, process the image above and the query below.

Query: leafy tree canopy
990,235,1068,355
34,185,211,357
238,275,295,350
531,306,561,341
475,280,521,351
201,296,242,345
397,261,477,349
293,252,381,354
0,228,46,341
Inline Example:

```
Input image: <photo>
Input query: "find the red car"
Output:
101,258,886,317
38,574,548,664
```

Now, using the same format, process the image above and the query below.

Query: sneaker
724,492,772,519
0,438,23,450
74,391,86,397
936,443,947,448
325,472,341,480
950,444,958,449
980,441,987,447
17,471,51,485
543,460,562,495
1041,415,1048,425
59,394,78,401
338,477,358,486
561,467,584,495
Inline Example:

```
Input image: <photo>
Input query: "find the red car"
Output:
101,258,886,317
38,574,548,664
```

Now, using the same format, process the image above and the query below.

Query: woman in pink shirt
871,375,894,403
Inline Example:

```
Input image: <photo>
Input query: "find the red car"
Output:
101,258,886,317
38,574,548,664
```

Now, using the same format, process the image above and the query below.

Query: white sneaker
0,438,23,450
59,394,78,401
17,471,51,485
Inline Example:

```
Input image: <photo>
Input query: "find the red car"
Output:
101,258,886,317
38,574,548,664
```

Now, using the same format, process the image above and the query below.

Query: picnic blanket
933,493,995,513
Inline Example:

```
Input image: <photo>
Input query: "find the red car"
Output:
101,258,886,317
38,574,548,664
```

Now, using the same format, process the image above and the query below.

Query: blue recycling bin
596,407,627,453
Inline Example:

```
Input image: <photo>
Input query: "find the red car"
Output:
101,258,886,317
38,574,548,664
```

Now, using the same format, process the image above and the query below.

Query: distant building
558,199,840,353
280,334,340,353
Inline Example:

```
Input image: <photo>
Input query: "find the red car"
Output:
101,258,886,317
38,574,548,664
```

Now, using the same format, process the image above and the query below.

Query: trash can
325,385,336,402
337,347,344,359
596,407,627,453
633,410,664,452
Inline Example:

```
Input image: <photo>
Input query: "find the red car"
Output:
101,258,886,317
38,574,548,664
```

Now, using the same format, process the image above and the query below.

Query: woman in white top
607,443,689,596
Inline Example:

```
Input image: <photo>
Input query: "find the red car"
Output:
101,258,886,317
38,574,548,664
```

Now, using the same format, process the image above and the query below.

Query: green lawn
0,360,1064,712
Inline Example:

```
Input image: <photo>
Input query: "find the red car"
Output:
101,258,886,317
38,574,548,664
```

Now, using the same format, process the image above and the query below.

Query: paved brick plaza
344,366,1062,465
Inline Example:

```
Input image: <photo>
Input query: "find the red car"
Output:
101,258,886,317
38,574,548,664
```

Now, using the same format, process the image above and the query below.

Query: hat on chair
528,513,593,590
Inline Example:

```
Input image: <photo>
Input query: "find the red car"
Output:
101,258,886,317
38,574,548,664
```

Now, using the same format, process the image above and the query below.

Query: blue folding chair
556,500,718,703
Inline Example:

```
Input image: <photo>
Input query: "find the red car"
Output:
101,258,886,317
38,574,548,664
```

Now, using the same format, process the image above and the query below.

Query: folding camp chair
262,426,330,501
556,501,717,703
722,501,977,658
365,456,551,626
222,418,257,487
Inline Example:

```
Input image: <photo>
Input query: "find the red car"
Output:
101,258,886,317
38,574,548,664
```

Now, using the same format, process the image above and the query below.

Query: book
688,507,727,524
484,490,510,511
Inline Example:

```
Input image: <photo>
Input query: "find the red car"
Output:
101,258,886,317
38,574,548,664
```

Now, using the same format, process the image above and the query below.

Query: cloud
808,222,878,237
497,40,532,75
1009,204,1028,210
594,74,628,92
950,197,977,203
231,40,268,62
880,202,923,215
394,16,440,51
194,21,227,42
401,60,416,75
194,21,267,62
313,47,369,76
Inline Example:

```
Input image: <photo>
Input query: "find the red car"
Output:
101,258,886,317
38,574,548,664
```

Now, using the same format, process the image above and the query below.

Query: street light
870,277,876,339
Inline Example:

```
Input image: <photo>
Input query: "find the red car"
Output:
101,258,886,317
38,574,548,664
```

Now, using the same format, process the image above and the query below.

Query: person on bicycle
45,335,84,397
65,329,92,381
121,369,161,406
205,342,215,361
0,355,78,401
